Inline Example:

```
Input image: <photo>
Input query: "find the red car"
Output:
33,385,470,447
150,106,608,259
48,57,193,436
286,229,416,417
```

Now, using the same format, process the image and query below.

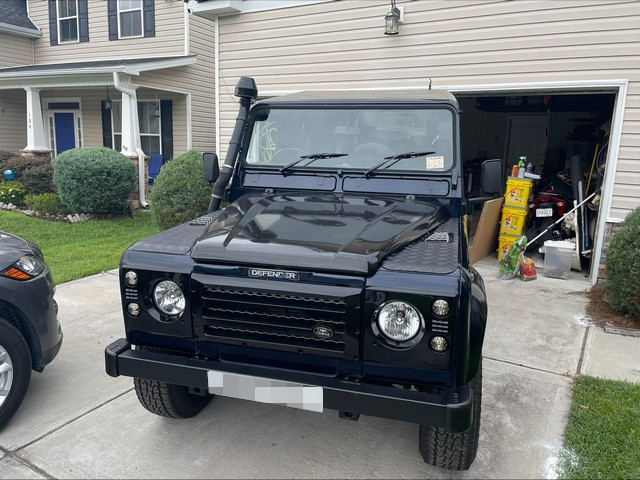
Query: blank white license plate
536,208,553,218
207,370,323,412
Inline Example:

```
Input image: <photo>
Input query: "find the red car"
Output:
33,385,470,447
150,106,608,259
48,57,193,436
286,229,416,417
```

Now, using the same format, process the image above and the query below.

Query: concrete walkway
0,260,635,479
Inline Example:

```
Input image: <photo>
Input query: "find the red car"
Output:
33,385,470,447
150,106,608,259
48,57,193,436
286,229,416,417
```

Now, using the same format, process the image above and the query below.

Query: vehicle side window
48,0,89,45
107,0,155,40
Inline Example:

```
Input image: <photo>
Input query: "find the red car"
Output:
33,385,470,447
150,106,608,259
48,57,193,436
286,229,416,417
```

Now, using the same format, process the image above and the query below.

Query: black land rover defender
105,77,502,470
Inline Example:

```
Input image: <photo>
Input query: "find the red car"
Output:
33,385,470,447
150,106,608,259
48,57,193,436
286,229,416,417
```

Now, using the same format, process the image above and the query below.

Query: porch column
23,87,49,152
119,86,140,157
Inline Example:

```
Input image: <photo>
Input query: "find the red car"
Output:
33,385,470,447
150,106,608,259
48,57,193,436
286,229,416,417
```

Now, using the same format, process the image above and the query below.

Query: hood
191,193,450,275
0,231,35,270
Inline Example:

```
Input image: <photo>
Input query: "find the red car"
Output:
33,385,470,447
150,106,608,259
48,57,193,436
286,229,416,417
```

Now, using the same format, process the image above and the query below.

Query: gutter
112,72,149,209
0,22,41,38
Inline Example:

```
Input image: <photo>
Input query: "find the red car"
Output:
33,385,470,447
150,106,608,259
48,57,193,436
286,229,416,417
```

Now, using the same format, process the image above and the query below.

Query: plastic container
497,233,519,261
504,177,533,208
540,240,575,280
499,206,528,236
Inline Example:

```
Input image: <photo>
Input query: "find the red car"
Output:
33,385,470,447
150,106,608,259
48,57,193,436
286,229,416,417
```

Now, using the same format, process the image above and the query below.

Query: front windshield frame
239,103,458,175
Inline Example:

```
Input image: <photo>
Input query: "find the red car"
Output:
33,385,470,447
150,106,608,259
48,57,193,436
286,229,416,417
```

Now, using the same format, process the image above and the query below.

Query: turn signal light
1,267,30,280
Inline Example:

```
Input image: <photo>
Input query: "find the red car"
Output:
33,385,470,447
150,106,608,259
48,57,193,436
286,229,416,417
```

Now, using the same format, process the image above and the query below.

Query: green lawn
558,375,640,479
0,210,159,284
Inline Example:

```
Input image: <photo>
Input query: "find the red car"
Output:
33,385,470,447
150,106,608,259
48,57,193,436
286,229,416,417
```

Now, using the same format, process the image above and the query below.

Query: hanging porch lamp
103,86,113,110
384,0,401,35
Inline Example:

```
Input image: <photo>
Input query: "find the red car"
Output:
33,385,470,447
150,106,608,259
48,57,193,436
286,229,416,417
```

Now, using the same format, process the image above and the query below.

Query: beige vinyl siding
217,0,640,219
31,0,184,64
0,32,33,67
137,13,216,154
0,89,27,151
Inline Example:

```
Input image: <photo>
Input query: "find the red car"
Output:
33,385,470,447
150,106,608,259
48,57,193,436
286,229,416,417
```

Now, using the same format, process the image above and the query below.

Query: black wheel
133,348,213,419
0,318,32,430
419,361,482,470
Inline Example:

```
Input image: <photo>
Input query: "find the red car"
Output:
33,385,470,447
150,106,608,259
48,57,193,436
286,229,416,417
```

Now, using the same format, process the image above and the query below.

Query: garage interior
458,91,616,278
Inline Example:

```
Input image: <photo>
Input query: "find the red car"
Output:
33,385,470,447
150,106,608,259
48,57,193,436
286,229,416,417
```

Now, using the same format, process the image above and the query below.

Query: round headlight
153,280,185,316
124,271,138,287
376,301,422,342
432,299,450,317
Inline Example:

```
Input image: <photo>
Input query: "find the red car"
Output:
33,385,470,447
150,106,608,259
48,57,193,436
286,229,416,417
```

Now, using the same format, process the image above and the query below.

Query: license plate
536,208,553,218
207,370,323,412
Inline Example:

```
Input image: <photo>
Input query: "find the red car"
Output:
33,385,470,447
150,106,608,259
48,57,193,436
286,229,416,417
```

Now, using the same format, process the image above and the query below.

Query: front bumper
105,339,473,433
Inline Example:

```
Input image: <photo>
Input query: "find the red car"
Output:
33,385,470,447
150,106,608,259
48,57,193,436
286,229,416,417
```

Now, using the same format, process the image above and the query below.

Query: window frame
56,0,80,44
111,99,162,156
117,0,144,40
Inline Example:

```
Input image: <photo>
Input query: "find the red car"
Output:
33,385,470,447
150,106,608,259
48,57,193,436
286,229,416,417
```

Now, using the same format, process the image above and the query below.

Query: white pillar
119,88,139,156
24,87,49,151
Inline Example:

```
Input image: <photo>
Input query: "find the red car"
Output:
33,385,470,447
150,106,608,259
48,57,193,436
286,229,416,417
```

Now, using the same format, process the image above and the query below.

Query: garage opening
457,91,616,279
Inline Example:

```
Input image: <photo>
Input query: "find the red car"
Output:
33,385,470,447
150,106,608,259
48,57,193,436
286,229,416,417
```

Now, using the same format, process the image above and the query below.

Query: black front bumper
105,339,473,433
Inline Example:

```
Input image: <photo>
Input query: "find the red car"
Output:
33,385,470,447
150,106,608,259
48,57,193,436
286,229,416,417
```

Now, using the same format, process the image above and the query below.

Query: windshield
244,107,454,173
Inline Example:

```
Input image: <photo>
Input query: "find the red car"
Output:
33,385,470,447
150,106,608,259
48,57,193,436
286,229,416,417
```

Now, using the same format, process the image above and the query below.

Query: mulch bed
586,285,640,333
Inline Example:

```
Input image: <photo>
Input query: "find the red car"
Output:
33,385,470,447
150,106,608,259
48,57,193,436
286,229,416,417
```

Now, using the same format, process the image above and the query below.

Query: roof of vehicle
256,89,459,108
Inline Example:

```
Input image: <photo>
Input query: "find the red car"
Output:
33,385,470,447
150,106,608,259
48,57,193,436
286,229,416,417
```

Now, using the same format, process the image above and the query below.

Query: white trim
258,79,627,284
117,0,144,39
0,22,41,38
0,56,197,82
56,0,80,44
214,15,220,156
187,0,331,18
186,93,193,150
184,2,190,56
607,217,624,224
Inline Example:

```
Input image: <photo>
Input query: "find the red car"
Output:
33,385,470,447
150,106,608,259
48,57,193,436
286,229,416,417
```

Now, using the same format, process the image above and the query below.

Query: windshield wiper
280,153,348,174
365,151,435,177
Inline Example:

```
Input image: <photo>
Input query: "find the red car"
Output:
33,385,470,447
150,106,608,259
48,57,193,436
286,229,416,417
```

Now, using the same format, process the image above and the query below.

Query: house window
111,100,162,156
118,0,143,38
57,0,79,43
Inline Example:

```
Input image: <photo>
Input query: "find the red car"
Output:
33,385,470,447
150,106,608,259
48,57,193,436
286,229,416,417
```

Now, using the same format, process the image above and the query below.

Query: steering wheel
271,148,309,164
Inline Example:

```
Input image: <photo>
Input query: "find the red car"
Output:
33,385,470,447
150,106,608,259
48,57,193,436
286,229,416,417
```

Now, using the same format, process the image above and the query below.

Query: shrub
24,193,69,215
605,207,640,319
3,156,56,194
0,150,15,170
150,149,210,230
53,147,136,214
0,180,27,205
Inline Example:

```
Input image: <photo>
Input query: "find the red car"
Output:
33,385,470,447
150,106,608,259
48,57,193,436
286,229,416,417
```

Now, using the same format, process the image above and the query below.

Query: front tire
419,362,482,470
0,318,32,430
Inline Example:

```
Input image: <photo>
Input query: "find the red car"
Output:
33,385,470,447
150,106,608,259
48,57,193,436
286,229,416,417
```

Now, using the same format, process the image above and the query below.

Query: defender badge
248,268,300,281
313,326,334,339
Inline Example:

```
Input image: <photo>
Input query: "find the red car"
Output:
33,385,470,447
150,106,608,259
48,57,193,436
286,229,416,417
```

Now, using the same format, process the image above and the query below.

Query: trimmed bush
53,147,136,214
605,207,640,320
0,180,27,205
150,149,210,230
24,193,69,215
0,150,15,170
4,156,56,194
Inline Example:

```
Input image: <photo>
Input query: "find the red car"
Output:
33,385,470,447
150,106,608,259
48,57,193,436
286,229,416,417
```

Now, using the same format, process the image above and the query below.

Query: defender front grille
200,286,348,355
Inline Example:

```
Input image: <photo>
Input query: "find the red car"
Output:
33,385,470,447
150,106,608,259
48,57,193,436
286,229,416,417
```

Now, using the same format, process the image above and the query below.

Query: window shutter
107,0,118,41
143,0,155,38
160,100,173,161
101,101,113,149
78,0,90,43
48,0,58,46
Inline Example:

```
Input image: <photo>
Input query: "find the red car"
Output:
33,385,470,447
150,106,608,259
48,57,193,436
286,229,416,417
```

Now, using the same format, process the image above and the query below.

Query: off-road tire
419,362,482,470
133,347,213,418
0,318,32,430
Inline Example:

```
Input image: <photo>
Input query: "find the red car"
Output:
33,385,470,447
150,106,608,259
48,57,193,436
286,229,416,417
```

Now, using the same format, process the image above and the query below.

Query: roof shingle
0,0,39,32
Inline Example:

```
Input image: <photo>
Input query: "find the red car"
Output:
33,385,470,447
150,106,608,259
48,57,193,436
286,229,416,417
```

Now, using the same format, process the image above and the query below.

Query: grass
558,375,640,479
0,210,159,284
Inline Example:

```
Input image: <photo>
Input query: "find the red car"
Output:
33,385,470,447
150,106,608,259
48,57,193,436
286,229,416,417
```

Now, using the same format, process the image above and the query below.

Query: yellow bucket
499,206,528,236
498,233,519,261
504,177,533,208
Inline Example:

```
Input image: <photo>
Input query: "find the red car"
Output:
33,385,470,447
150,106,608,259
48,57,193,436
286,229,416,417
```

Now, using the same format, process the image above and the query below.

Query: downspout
214,15,220,156
113,72,148,208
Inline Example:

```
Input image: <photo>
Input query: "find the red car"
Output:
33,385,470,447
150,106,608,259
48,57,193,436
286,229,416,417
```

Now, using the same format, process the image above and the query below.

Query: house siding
0,32,33,68
217,0,640,219
0,89,27,151
30,0,185,64
137,12,216,154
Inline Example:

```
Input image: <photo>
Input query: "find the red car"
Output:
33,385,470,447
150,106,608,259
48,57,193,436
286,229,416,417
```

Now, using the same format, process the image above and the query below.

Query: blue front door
54,112,75,155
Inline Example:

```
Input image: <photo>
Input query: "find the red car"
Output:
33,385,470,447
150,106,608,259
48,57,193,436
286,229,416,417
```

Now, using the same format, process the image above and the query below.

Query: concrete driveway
0,259,591,479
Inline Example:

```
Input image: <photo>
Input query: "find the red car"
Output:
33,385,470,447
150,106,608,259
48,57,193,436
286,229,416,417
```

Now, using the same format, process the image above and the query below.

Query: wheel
419,361,482,470
133,348,213,419
0,318,32,430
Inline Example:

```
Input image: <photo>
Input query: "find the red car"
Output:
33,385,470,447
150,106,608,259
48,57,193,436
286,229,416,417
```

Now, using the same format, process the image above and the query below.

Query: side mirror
203,152,219,184
481,159,503,195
